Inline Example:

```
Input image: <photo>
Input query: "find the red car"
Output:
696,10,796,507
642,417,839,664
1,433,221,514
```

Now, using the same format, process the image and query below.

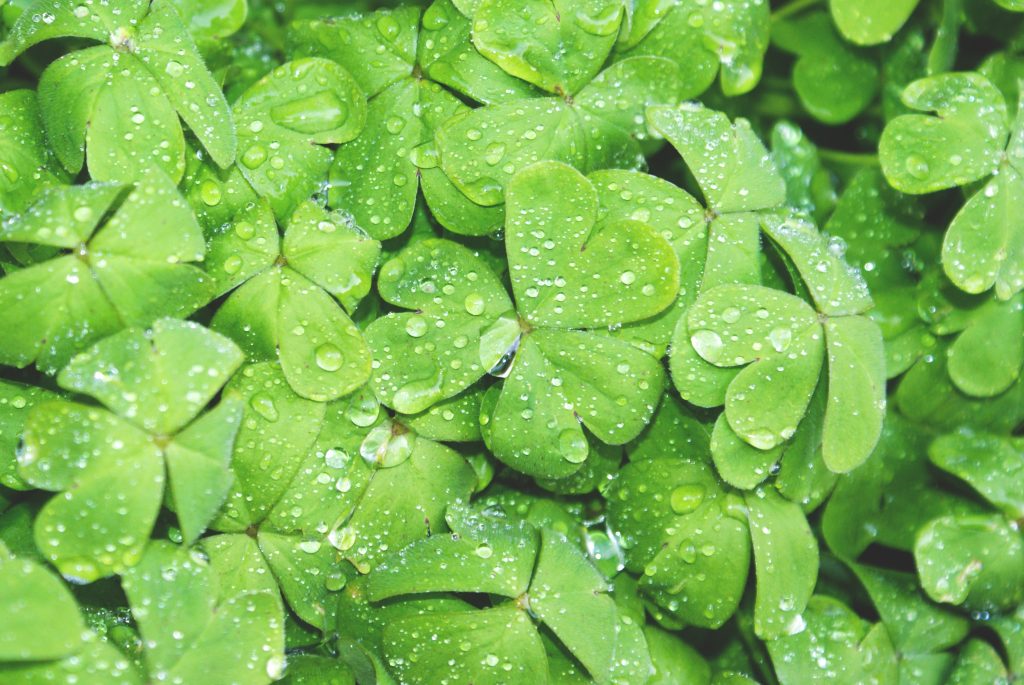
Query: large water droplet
315,343,343,371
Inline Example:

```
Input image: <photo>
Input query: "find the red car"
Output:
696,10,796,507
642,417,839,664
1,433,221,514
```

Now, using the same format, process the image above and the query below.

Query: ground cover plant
0,0,1022,683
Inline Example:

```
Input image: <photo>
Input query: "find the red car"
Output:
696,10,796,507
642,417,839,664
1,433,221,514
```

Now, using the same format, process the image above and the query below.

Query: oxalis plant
0,0,1023,683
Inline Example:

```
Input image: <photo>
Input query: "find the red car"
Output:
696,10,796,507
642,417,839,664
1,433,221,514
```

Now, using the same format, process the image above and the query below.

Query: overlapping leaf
17,319,244,581
0,0,235,183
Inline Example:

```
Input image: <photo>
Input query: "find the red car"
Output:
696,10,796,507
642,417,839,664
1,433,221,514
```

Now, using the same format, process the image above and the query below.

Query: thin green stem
771,0,824,23
817,148,879,166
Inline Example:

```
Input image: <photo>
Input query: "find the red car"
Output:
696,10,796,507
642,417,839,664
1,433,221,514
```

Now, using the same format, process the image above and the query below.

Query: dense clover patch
0,0,1023,684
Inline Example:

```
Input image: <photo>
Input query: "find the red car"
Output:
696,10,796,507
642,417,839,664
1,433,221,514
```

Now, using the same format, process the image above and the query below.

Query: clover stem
817,148,878,166
770,0,824,23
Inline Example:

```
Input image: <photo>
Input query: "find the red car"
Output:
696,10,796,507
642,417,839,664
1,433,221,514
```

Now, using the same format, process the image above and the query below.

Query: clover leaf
603,457,818,638
654,104,885,480
203,361,476,630
120,540,285,685
0,0,235,183
232,57,367,220
766,595,898,684
911,428,1024,612
0,89,68,217
616,0,771,97
369,161,678,479
367,502,653,684
0,380,57,491
17,319,244,582
829,0,920,45
0,173,211,374
880,72,1024,299
288,2,535,239
772,10,879,125
209,200,378,402
435,54,679,212
0,553,139,684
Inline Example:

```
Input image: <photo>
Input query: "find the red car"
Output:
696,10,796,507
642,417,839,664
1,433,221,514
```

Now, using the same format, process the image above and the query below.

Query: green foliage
1,0,1023,684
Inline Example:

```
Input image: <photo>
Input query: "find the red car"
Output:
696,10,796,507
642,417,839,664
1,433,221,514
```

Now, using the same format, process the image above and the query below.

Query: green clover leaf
0,553,140,684
0,380,57,491
233,57,367,220
435,55,679,211
766,595,898,685
772,11,879,125
288,3,534,239
0,173,211,374
617,0,771,97
603,457,818,639
830,0,920,45
121,540,285,685
2,0,235,183
17,319,244,581
368,503,653,684
0,89,69,217
880,72,1024,299
204,361,475,629
210,200,378,402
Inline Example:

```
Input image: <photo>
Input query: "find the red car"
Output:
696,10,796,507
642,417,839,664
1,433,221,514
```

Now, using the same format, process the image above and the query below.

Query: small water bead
165,60,184,78
324,573,347,592
324,448,349,469
721,307,741,324
905,155,930,180
299,540,321,554
559,429,588,463
248,120,264,133
73,206,93,222
241,145,268,169
376,14,401,40
620,271,636,285
677,539,698,563
199,180,222,206
466,128,483,141
223,255,242,274
328,526,357,551
484,142,506,165
250,393,279,421
315,343,344,372
464,293,486,316
670,484,705,515
405,316,428,337
386,116,405,134
474,544,493,559
690,329,724,364
768,327,793,353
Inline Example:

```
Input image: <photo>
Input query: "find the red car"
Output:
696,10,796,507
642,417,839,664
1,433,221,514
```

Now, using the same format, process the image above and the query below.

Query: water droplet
484,142,506,165
199,179,222,206
558,429,588,464
768,327,792,353
165,60,184,78
241,144,267,169
223,255,242,274
405,316,428,338
324,448,349,469
250,393,279,421
464,293,486,316
386,116,406,134
690,329,724,364
73,206,93,222
466,128,483,141
620,270,636,285
905,155,930,180
234,221,255,240
475,544,493,559
299,540,321,553
721,307,741,324
315,343,344,372
670,484,705,515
